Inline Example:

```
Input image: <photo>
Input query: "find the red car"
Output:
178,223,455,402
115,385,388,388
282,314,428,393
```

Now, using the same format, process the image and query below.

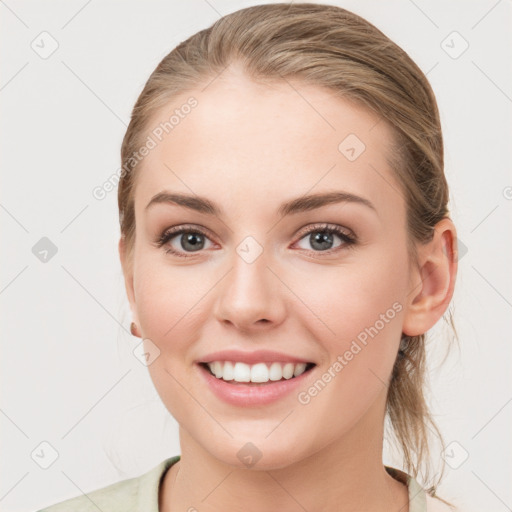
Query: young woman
38,3,459,511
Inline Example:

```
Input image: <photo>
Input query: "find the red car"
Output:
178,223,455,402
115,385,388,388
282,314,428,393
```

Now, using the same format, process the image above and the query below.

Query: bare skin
120,63,457,512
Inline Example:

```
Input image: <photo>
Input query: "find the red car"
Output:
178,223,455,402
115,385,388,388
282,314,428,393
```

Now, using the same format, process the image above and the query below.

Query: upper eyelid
160,224,215,242
295,223,354,238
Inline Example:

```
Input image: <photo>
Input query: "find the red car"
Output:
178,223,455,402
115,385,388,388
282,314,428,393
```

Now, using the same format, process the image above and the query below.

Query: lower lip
197,363,314,406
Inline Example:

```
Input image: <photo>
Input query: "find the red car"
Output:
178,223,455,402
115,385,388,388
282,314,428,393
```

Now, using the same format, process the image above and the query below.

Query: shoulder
36,475,140,512
425,492,461,512
385,466,461,512
35,455,180,512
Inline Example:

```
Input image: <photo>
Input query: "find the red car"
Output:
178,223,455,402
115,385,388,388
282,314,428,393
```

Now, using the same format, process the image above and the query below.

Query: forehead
133,70,404,219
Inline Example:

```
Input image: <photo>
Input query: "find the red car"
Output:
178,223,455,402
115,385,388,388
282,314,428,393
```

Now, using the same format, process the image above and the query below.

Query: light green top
36,455,450,512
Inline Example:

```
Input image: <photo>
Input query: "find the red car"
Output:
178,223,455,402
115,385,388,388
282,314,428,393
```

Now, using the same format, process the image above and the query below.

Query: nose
213,244,287,333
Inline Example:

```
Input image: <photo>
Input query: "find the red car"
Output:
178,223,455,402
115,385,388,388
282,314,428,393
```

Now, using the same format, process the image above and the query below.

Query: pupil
311,231,332,250
182,233,204,251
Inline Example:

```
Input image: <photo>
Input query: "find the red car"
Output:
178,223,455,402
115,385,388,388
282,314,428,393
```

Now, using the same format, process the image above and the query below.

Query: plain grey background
1,1,511,511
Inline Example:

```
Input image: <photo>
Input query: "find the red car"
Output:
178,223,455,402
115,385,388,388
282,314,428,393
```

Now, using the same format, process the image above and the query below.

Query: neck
159,389,409,512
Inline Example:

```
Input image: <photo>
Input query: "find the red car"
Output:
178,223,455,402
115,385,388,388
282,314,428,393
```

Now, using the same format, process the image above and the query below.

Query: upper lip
197,349,315,365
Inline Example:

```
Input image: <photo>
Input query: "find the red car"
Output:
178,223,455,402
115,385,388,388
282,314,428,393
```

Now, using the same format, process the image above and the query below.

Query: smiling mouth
198,361,316,384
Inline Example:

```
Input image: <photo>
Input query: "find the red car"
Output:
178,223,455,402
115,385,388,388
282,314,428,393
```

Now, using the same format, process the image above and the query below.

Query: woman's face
122,67,416,468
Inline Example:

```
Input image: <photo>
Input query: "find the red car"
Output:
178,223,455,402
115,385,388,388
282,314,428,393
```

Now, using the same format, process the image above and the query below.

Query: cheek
133,264,205,342
293,248,408,391
290,258,406,430
132,263,211,418
301,254,406,338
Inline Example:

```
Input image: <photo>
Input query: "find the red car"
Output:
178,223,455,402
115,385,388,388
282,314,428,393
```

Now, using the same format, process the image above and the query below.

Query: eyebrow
145,190,376,217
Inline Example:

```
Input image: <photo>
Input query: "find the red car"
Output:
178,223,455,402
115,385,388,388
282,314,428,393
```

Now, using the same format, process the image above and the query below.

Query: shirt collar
138,457,427,512
386,465,427,512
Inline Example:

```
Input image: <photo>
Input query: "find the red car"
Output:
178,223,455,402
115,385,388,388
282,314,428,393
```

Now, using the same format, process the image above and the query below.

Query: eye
293,223,356,254
154,222,357,258
154,225,215,258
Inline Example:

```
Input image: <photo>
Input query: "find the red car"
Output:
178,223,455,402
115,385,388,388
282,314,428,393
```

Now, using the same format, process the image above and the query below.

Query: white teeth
293,363,307,377
204,361,312,383
269,362,283,381
282,362,294,379
223,361,235,380
233,362,251,382
212,361,223,378
251,363,269,383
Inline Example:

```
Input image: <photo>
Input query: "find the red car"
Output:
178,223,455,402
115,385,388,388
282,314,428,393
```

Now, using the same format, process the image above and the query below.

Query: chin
207,437,310,471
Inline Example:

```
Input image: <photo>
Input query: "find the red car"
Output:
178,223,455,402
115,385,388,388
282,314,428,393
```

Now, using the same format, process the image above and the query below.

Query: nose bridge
214,234,285,328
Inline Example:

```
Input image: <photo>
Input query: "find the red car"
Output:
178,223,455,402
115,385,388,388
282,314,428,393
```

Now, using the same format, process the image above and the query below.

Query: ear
402,217,458,336
119,236,138,325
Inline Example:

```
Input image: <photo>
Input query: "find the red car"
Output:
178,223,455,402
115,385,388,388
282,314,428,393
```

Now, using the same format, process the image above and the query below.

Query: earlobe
402,218,458,337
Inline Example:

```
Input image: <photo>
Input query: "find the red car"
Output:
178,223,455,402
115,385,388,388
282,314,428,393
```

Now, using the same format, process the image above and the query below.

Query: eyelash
154,223,357,258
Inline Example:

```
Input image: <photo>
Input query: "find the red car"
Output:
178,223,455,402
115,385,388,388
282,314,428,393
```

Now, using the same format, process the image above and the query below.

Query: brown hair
118,2,456,504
